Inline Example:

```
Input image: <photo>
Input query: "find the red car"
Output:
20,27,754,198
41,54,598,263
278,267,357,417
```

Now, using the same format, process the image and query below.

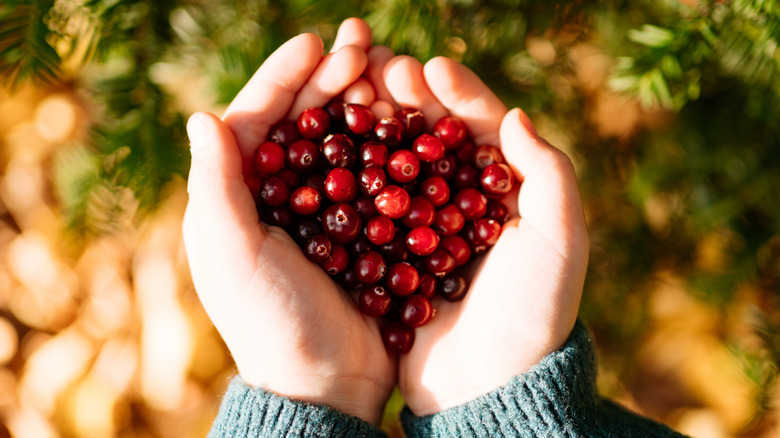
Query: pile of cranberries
247,101,515,354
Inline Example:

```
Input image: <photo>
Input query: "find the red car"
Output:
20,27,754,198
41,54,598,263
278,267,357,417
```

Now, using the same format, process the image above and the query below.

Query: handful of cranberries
248,101,515,354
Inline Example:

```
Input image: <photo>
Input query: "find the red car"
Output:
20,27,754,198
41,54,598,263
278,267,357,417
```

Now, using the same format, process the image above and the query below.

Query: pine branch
0,0,62,89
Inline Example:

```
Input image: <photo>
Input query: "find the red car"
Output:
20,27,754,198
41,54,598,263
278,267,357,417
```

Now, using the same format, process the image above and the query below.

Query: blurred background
1,0,779,437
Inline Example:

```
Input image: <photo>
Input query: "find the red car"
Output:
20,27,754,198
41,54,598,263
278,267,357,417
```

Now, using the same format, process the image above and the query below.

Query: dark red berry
344,103,376,136
321,134,356,168
289,185,322,215
400,295,434,327
439,272,468,302
387,150,420,183
336,268,359,291
474,218,501,246
394,108,425,140
365,216,396,246
263,206,294,229
321,244,349,276
433,204,466,236
424,155,456,180
358,286,392,317
378,233,410,263
246,175,263,202
402,196,436,228
412,134,446,162
424,248,455,275
454,140,476,165
374,117,405,148
297,107,331,140
480,163,514,198
374,185,412,219
272,168,302,189
254,141,285,176
453,165,480,190
440,235,471,267
406,226,440,256
360,141,389,168
354,250,388,284
305,234,332,263
462,222,487,255
382,321,415,354
293,217,322,244
358,167,387,196
454,188,487,220
473,144,504,169
303,173,326,195
486,200,511,224
260,177,290,207
385,262,420,296
322,203,363,244
419,176,451,207
417,273,437,298
433,115,467,150
268,120,301,147
324,168,358,202
324,99,346,126
347,234,373,258
352,195,378,220
286,139,321,173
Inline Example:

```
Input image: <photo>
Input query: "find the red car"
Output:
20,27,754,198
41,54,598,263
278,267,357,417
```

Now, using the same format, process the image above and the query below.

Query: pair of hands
182,18,589,426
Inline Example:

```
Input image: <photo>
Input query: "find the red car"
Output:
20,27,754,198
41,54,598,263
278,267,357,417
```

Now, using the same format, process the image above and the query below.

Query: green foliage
0,0,62,88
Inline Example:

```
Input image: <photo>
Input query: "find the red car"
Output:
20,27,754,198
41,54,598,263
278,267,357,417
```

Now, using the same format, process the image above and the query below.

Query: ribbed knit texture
208,377,387,438
400,321,688,437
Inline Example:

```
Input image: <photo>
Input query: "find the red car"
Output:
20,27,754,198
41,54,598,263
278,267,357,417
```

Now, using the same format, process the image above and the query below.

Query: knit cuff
400,320,600,437
209,376,387,438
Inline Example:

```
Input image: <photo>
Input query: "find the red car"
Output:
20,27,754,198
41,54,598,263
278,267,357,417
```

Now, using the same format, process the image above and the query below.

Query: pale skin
183,17,589,427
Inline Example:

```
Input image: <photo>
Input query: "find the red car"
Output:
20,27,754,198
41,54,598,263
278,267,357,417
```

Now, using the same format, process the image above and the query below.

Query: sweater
208,321,688,437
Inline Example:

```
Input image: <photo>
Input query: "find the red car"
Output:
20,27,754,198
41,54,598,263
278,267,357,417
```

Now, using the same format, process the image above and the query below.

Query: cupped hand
182,19,395,425
375,55,590,415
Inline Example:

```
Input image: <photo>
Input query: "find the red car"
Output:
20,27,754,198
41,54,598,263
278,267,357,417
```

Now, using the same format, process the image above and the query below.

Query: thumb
499,108,589,258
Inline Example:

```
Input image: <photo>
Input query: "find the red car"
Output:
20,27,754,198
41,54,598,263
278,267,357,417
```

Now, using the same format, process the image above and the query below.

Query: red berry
352,195,378,220
462,222,487,255
360,141,389,168
272,168,302,189
344,103,376,135
246,175,263,202
400,294,434,327
354,250,388,284
286,139,321,173
385,262,420,296
322,203,363,244
406,226,440,256
454,140,476,165
374,185,411,219
297,107,331,140
358,286,392,317
293,217,322,244
394,108,425,140
378,233,410,263
336,268,359,291
474,218,501,246
480,163,514,198
365,216,396,246
321,244,349,276
439,272,468,302
358,166,387,196
324,99,346,126
268,120,301,147
387,150,420,183
374,117,405,148
263,205,294,228
433,115,468,150
424,155,456,180
417,273,437,298
433,204,465,236
382,321,415,354
253,141,285,176
473,144,504,169
453,165,480,190
260,177,290,207
289,185,322,215
412,134,446,162
322,134,356,168
324,168,358,202
454,188,487,220
347,234,373,258
419,176,451,207
486,200,511,224
402,196,436,228
424,248,455,275
305,234,332,263
440,235,471,267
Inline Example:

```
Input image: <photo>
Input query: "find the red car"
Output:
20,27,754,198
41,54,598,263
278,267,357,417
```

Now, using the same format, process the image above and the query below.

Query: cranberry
321,244,349,276
433,204,465,236
440,235,471,267
286,139,321,173
381,321,415,354
417,273,437,298
486,200,511,224
344,103,376,136
354,250,388,284
289,186,322,216
246,175,263,202
305,234,332,263
433,115,467,150
365,215,396,246
406,226,440,256
293,217,322,244
347,234,373,258
385,262,420,296
424,155,456,180
453,165,480,189
480,163,514,198
402,196,436,228
424,248,455,275
374,185,411,219
324,168,358,202
412,134,446,162
358,286,392,317
352,195,378,220
360,141,389,168
400,295,434,327
387,150,420,183
419,176,451,207
322,134,356,168
322,203,362,244
297,107,331,140
303,172,326,195
473,144,504,169
263,206,294,229
462,222,487,255
324,99,346,126
454,188,487,220
454,140,476,165
374,117,405,148
394,108,425,140
439,272,468,302
253,141,285,176
358,167,387,196
378,233,410,263
272,168,302,189
268,120,301,147
474,218,501,246
260,177,290,207
336,268,359,291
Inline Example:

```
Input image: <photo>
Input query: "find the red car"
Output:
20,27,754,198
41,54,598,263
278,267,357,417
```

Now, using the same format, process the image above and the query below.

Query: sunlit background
1,1,779,437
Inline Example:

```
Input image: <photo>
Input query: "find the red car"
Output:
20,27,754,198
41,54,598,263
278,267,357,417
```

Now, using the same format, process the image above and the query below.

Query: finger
343,77,376,106
499,108,589,257
366,46,396,104
288,45,368,118
330,17,372,52
222,33,324,167
383,55,449,129
184,112,264,293
423,57,507,146
370,100,395,119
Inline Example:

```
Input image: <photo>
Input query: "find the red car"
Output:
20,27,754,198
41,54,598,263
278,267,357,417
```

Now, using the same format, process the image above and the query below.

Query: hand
182,19,396,425
374,55,590,415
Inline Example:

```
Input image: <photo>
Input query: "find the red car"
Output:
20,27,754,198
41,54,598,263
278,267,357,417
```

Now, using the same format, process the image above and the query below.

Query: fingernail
515,108,538,138
186,113,211,152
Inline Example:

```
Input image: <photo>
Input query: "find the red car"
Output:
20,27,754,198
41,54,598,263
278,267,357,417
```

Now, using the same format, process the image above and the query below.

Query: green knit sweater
208,322,687,437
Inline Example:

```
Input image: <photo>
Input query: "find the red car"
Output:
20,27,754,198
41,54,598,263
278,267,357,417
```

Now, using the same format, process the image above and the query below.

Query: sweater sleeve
399,321,688,438
208,376,388,438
